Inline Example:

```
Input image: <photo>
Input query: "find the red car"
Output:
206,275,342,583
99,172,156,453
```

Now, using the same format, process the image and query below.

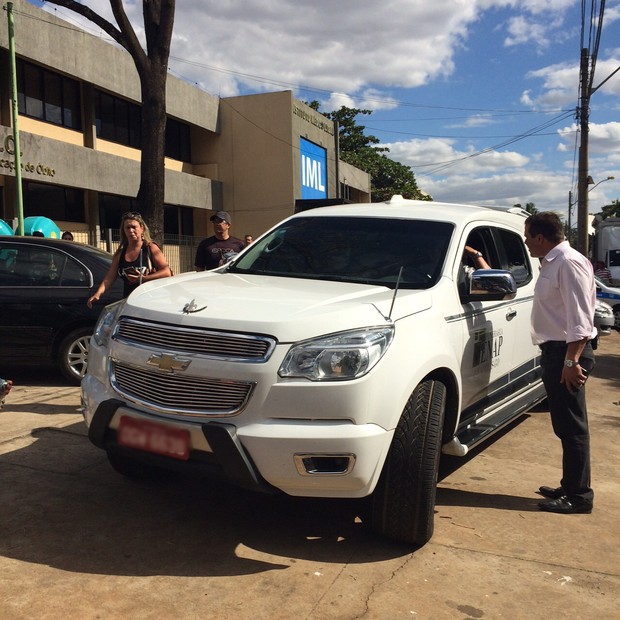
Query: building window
166,118,191,162
95,91,141,149
98,193,139,230
164,205,194,235
94,90,191,161
16,59,82,130
24,182,85,222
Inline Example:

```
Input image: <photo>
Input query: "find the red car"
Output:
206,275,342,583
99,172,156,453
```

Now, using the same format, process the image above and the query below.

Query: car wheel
58,327,92,384
614,305,620,330
371,378,446,546
106,449,166,480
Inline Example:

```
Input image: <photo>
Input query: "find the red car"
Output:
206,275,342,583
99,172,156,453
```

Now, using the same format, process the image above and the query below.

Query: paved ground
0,332,619,620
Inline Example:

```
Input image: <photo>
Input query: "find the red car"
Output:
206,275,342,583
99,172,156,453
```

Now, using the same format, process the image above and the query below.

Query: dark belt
539,340,566,351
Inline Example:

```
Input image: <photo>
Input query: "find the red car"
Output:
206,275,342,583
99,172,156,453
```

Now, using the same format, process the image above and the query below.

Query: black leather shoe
538,496,592,514
538,485,564,499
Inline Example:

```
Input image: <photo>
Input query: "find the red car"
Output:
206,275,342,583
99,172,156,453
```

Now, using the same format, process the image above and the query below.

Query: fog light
294,453,356,476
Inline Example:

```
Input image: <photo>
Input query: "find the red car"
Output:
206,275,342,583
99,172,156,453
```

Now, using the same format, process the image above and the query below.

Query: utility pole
7,2,24,235
577,48,590,257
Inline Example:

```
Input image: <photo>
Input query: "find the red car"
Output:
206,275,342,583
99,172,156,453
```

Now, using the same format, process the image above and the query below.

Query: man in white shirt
524,212,597,514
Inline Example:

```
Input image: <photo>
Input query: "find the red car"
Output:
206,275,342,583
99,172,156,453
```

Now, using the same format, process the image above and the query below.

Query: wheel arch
51,319,96,361
420,367,460,444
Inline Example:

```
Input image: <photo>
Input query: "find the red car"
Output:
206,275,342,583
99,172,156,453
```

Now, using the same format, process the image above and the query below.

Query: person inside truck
593,261,611,284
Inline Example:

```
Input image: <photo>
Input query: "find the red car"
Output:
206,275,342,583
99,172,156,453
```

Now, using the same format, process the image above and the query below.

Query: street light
567,176,615,236
587,175,615,192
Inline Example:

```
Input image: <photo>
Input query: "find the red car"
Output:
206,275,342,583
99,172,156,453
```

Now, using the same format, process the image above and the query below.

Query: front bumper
83,387,393,499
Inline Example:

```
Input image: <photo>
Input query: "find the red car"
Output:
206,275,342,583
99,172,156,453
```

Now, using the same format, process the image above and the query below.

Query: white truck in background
592,216,620,285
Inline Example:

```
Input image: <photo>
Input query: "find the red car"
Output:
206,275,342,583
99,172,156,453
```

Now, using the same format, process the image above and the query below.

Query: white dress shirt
530,241,597,345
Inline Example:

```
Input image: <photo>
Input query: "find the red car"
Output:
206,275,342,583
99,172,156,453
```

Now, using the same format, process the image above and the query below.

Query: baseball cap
210,211,232,224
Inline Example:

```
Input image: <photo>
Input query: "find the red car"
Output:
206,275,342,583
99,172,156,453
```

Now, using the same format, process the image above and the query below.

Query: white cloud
558,121,620,156
322,90,399,113
382,137,530,175
32,0,616,218
505,16,549,47
520,52,620,109
448,114,498,128
379,134,613,217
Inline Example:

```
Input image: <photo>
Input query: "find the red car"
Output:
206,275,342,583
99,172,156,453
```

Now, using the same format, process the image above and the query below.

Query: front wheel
58,326,92,384
371,379,446,546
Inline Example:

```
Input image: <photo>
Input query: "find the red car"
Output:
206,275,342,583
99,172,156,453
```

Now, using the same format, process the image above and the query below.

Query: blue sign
300,138,327,199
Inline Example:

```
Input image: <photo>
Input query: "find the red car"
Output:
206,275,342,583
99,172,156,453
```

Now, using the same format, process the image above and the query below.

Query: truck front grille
115,317,275,362
111,360,255,417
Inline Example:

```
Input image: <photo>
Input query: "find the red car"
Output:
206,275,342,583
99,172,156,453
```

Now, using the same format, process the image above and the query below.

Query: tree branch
109,0,147,72
44,0,124,47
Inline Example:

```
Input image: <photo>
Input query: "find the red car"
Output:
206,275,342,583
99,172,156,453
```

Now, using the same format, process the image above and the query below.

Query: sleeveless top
118,243,151,297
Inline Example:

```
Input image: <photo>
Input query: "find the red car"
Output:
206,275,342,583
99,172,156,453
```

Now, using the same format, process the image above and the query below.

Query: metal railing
68,230,201,275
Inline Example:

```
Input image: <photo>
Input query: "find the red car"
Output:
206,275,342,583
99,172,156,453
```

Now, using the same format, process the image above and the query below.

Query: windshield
229,216,453,289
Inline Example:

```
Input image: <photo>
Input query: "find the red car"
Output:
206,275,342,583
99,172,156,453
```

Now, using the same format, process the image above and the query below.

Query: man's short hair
525,212,564,244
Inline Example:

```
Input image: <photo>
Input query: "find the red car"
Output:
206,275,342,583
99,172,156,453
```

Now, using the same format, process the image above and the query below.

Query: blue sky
34,0,620,219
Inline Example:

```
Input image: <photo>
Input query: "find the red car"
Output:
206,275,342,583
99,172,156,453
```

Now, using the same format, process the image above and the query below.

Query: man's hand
561,364,588,392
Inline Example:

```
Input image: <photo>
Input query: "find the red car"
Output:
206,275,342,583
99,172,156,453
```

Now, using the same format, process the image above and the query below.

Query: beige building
0,0,369,271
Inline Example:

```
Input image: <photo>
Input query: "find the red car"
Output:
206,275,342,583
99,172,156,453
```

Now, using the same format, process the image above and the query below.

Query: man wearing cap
195,211,246,271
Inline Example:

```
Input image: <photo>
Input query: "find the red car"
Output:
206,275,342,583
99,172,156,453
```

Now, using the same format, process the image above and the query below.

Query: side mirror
467,269,517,301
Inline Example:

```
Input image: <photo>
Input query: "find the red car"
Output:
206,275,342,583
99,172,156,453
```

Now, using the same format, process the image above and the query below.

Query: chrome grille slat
111,360,254,417
115,318,275,361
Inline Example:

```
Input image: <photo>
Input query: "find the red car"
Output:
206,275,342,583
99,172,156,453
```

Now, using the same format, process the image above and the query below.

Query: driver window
459,227,497,298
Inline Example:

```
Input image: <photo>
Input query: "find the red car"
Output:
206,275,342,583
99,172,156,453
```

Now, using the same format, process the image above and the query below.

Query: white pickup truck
82,196,545,546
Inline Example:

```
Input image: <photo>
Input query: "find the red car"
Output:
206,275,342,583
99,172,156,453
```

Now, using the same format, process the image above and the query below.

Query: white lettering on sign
301,155,325,191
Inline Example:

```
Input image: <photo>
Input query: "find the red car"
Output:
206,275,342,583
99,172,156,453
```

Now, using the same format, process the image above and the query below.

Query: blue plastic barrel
0,219,14,235
23,216,62,238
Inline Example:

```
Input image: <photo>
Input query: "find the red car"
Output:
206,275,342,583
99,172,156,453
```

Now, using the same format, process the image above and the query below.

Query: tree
597,199,620,219
308,102,428,202
514,202,538,215
45,0,176,244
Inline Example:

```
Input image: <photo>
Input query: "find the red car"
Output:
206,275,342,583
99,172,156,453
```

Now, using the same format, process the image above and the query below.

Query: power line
417,110,575,174
19,3,605,185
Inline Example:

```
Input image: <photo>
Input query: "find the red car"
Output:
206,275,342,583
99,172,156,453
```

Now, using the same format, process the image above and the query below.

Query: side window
7,247,59,286
0,247,18,285
0,245,89,287
59,255,90,286
494,228,532,286
459,227,498,299
464,227,499,269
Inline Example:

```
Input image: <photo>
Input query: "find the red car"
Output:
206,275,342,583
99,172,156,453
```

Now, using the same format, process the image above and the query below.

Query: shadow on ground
0,422,411,578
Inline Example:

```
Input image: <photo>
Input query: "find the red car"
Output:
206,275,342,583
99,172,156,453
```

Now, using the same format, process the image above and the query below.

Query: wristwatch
564,359,578,367
473,251,483,258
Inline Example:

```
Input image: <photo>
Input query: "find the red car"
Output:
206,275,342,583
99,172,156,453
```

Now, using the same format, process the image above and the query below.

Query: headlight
595,301,613,317
92,299,126,347
279,326,394,381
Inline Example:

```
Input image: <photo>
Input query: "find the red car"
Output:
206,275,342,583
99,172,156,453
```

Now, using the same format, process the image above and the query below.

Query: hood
124,271,432,342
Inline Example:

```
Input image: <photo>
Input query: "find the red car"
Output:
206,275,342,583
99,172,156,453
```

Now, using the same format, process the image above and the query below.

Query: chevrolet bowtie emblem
182,298,207,314
147,353,191,372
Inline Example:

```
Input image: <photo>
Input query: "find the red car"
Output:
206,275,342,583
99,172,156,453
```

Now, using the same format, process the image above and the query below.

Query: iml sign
300,138,327,199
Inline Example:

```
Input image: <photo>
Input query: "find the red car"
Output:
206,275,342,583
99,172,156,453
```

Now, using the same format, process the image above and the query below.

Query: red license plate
117,416,190,461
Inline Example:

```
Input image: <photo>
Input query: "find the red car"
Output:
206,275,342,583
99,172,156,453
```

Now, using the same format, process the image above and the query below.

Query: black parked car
0,236,123,384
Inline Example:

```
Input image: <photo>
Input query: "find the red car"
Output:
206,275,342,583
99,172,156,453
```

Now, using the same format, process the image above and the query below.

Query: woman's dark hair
525,212,564,244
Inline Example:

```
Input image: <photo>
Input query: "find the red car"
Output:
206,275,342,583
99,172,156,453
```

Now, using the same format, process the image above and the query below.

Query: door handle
506,307,517,319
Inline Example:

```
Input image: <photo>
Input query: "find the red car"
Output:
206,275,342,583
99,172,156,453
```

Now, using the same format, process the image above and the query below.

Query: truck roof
294,195,530,226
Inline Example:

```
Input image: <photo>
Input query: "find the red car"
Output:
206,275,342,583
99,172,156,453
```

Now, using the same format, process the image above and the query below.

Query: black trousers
540,341,595,503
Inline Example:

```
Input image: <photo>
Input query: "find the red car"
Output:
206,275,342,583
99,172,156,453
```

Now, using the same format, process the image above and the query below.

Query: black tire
58,326,92,384
106,449,166,480
371,379,446,546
